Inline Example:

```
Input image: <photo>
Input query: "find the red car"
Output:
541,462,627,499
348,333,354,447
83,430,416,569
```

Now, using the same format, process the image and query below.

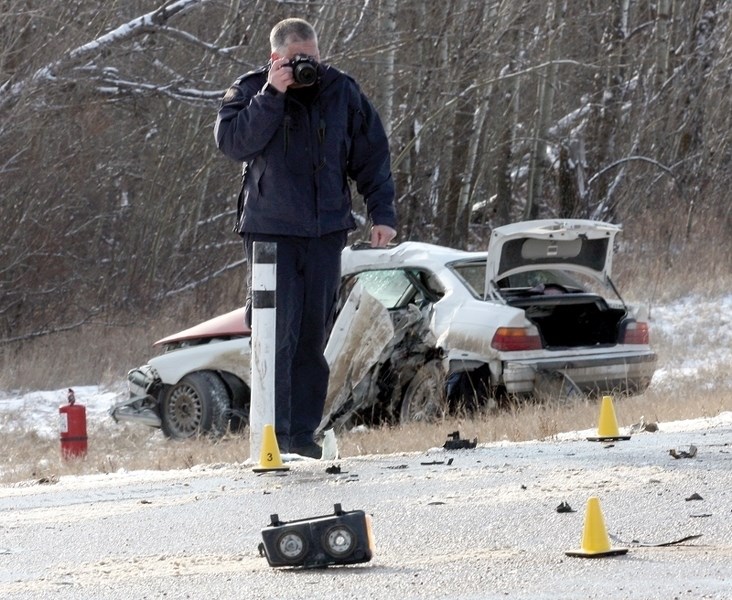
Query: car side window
354,270,416,309
451,263,487,299
350,269,444,310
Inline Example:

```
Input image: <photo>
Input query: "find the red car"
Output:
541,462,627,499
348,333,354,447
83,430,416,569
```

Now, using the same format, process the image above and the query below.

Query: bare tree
524,1,561,220
2,0,731,352
654,0,673,89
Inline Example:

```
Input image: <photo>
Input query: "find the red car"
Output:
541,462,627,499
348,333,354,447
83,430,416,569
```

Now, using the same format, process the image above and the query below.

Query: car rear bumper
501,350,658,395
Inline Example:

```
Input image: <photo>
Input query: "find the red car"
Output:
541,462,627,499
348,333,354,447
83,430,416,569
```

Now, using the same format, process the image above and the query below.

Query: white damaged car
336,219,657,422
111,219,657,438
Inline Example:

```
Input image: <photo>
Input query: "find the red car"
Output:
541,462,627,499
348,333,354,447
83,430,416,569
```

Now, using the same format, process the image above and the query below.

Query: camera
259,503,374,569
289,54,318,86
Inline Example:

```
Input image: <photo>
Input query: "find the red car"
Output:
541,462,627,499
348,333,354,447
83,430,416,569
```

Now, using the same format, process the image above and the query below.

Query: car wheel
160,371,230,439
399,360,448,423
447,365,495,412
534,370,584,404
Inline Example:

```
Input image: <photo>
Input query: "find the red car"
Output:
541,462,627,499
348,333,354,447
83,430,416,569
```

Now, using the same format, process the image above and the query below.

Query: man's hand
370,225,397,248
268,58,293,93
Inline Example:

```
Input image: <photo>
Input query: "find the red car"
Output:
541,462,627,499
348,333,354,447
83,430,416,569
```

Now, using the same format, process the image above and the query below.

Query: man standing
214,18,397,458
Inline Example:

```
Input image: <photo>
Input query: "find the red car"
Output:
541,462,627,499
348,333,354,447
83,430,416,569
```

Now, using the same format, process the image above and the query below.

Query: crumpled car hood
485,219,620,294
154,307,250,346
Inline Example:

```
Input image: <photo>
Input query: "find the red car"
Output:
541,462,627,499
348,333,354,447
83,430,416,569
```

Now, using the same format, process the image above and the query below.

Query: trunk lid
484,219,620,298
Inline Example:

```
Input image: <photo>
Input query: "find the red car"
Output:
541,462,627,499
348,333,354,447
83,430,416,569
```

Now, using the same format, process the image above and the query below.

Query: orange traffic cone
587,395,631,441
566,496,628,558
253,424,290,473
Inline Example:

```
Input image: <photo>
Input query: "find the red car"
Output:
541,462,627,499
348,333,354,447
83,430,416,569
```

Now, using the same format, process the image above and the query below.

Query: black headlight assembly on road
259,503,374,568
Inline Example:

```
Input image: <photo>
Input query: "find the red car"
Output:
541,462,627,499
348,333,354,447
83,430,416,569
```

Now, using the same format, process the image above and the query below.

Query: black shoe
290,442,322,459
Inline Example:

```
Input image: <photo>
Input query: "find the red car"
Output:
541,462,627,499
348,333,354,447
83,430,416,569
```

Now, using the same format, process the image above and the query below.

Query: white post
249,241,277,461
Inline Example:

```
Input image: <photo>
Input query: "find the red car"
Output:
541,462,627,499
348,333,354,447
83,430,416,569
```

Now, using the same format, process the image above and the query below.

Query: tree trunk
676,1,717,239
524,1,560,220
654,0,672,89
379,0,397,136
587,0,629,221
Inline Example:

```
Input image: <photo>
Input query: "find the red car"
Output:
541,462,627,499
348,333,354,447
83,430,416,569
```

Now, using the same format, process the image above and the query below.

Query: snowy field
0,294,731,599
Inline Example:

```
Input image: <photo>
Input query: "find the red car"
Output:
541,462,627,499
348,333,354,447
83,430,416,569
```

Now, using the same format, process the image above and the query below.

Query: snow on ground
650,293,732,389
0,386,122,437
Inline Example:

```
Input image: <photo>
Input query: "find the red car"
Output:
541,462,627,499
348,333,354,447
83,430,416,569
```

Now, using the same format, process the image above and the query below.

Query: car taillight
622,321,650,344
491,326,542,351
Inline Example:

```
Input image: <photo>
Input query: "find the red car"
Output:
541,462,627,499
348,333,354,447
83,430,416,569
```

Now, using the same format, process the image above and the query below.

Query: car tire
533,370,584,404
160,371,230,439
399,360,448,423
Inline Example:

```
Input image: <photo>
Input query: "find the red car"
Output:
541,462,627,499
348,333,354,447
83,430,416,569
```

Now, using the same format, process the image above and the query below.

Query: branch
585,155,676,193
343,0,372,44
67,0,206,62
0,0,210,109
154,25,241,57
89,74,227,103
158,259,247,299
0,313,100,346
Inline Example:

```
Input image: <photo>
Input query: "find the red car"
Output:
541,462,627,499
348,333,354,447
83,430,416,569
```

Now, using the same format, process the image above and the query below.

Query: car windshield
449,260,584,298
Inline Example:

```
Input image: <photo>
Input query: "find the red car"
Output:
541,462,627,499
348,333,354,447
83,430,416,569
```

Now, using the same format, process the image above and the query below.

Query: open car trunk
486,220,629,349
505,290,627,348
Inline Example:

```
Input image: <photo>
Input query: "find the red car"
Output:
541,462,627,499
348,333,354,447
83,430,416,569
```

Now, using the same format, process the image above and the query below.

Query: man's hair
269,18,317,52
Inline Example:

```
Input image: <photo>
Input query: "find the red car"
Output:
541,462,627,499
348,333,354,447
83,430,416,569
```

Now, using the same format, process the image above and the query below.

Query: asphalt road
1,419,731,600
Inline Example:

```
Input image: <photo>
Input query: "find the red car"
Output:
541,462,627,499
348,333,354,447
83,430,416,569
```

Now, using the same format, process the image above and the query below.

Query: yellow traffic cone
587,395,631,441
566,496,628,557
253,424,290,473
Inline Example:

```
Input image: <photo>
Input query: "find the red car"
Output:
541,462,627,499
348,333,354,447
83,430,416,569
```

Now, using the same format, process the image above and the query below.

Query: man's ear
271,51,281,61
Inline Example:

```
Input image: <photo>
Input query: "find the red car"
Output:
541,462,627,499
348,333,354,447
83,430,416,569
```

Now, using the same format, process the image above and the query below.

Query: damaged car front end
110,284,433,439
111,310,253,438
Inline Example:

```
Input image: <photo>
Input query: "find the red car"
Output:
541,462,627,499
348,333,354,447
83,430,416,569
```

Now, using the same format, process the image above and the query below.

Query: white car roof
341,241,482,275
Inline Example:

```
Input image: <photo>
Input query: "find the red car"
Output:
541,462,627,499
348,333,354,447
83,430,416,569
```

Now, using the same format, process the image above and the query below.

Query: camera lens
292,59,317,86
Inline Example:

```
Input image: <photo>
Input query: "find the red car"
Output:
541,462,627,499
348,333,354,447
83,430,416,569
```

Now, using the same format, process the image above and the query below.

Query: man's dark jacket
214,63,396,237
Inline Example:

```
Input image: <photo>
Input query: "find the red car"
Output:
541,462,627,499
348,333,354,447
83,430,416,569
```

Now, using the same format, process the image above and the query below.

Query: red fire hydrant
60,388,87,459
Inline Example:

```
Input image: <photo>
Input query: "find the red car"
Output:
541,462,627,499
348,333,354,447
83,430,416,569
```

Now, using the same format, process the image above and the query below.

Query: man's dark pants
243,230,347,452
